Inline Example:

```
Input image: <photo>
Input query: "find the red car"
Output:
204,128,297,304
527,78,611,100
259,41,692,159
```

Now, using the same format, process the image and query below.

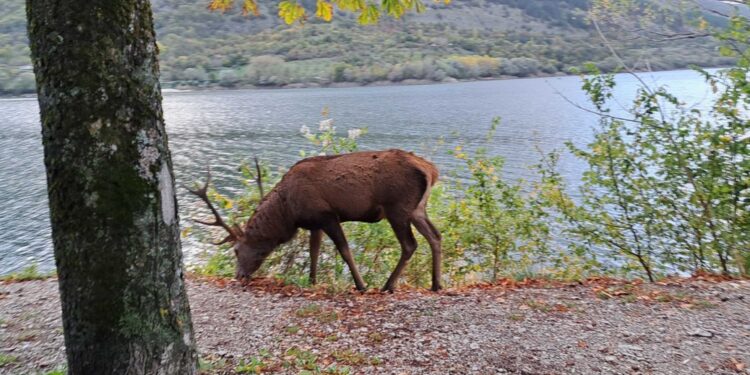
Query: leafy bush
543,21,750,280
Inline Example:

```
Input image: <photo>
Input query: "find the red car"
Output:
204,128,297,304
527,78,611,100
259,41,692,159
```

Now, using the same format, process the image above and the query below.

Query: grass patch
525,300,553,313
295,304,323,318
324,334,338,342
330,349,367,366
198,356,227,372
691,300,717,309
367,332,384,343
0,264,54,282
41,367,67,375
282,347,319,371
295,304,339,323
235,357,268,374
320,364,352,374
0,353,18,367
285,325,301,334
508,313,525,321
193,251,235,278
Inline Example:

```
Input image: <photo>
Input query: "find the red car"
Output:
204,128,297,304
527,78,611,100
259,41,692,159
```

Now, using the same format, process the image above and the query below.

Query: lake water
0,70,717,275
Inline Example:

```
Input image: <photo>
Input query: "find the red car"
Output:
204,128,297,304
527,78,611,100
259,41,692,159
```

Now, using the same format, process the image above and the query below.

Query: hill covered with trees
0,0,734,95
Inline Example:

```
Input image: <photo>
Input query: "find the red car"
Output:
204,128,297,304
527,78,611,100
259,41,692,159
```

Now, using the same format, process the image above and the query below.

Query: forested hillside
0,0,733,95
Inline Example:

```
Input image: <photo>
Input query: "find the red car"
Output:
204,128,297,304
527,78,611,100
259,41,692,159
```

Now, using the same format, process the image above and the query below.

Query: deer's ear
231,224,244,240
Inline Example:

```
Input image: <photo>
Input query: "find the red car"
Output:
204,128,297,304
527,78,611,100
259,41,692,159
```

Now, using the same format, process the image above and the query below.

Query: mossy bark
26,0,197,373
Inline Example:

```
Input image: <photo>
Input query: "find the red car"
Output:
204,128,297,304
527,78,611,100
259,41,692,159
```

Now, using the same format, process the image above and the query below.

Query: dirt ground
0,276,748,374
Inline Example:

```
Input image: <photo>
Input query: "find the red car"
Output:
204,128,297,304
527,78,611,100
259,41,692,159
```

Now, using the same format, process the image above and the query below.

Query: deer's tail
411,155,439,187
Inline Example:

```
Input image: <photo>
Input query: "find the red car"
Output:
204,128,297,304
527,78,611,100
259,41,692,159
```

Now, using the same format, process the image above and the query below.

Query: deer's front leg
322,222,367,292
309,229,322,285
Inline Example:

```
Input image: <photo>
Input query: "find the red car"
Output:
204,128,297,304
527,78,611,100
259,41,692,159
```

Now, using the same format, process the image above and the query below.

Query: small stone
618,344,644,352
604,355,617,362
687,329,713,338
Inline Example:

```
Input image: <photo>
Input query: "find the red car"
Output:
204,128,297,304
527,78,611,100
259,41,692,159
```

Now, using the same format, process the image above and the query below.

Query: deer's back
281,149,437,225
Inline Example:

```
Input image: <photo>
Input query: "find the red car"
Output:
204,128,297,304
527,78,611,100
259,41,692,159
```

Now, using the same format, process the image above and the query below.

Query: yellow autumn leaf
278,0,306,24
382,0,405,18
316,0,334,21
357,4,380,25
698,18,708,31
243,0,260,16
207,0,234,12
335,0,365,12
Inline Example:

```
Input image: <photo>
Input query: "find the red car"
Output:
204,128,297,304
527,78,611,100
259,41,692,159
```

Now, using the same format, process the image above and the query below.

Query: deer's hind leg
382,214,418,293
411,210,442,291
309,229,323,285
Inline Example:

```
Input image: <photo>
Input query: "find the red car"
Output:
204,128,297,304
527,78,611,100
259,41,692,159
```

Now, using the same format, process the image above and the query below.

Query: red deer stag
189,149,442,292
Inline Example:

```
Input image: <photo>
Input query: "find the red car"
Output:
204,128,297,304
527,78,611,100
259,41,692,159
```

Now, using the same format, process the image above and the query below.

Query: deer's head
188,167,271,279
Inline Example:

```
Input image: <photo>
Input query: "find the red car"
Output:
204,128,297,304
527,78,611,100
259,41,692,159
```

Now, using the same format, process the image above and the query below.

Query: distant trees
1,0,729,95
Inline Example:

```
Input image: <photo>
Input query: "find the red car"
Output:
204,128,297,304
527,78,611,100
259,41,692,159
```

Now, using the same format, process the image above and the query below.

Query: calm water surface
0,70,716,274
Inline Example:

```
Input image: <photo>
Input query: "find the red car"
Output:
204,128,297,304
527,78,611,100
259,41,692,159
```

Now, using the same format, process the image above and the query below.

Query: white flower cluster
348,128,363,140
319,118,334,132
299,124,311,136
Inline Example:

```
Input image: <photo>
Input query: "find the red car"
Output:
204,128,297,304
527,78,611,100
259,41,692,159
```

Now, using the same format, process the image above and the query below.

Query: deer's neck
245,189,296,246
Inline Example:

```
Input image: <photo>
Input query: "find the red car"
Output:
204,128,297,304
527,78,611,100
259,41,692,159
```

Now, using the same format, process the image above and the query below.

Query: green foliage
282,347,319,371
330,349,366,366
235,356,268,374
40,367,67,375
0,353,18,366
437,118,552,281
0,264,53,282
539,18,750,280
193,249,236,278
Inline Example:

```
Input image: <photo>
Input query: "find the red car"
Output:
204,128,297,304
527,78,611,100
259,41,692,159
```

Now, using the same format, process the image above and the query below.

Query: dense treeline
0,0,733,95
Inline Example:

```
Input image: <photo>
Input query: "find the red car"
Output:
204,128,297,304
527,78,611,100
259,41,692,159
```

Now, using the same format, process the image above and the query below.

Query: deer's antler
254,156,264,199
188,167,243,244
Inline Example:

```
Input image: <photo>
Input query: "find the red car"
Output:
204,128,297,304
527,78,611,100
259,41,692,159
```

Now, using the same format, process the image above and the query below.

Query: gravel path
1,277,748,374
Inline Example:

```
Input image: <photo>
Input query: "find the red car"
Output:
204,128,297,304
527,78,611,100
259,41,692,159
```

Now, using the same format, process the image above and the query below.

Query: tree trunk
26,1,197,373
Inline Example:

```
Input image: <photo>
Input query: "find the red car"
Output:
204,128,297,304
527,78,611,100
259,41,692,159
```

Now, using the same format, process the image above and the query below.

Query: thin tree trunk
26,0,197,373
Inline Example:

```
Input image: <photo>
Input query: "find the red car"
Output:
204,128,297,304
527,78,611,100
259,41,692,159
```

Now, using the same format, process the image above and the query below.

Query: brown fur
219,149,442,292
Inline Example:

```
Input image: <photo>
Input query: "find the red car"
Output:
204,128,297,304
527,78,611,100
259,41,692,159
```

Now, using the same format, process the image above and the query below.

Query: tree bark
26,1,197,373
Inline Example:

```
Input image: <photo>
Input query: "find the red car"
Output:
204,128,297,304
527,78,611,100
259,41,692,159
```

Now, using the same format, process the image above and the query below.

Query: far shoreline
0,65,726,99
